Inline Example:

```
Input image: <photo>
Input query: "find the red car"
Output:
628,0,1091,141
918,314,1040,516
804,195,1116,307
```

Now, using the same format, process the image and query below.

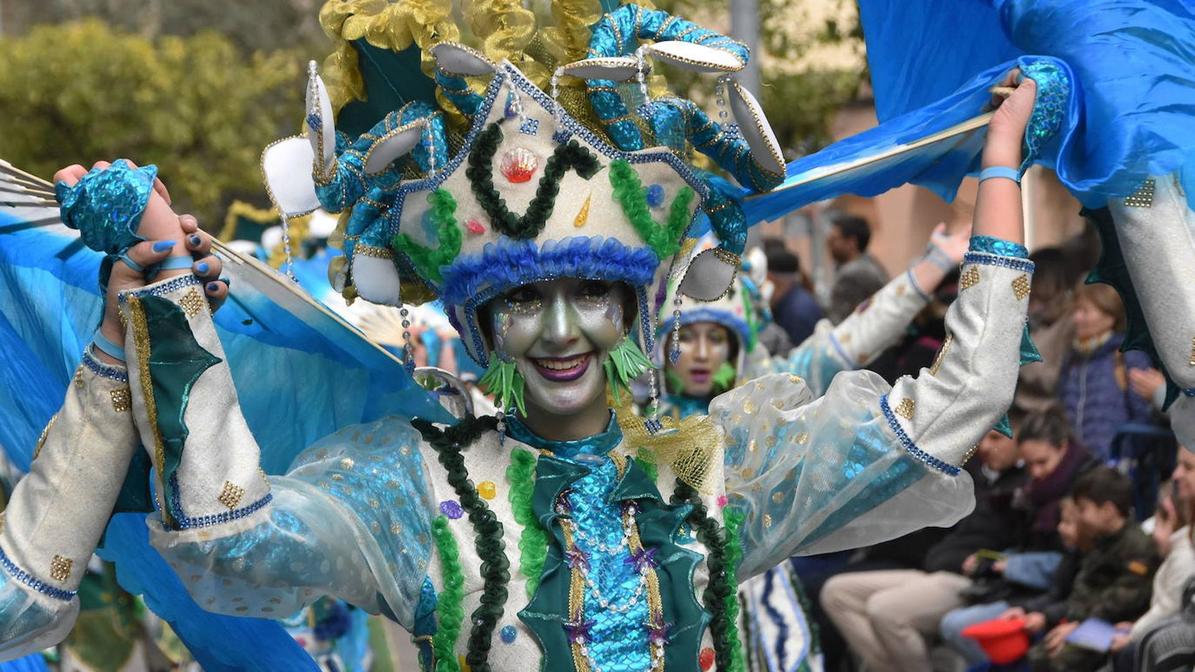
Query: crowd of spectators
757,210,1184,672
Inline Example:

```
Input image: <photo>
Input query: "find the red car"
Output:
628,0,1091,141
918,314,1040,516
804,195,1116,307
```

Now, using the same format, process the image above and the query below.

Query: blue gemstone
504,93,518,119
500,624,518,644
646,184,665,208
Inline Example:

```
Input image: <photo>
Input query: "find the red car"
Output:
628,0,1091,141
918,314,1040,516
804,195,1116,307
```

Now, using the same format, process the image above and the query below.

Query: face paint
487,278,630,417
668,322,733,398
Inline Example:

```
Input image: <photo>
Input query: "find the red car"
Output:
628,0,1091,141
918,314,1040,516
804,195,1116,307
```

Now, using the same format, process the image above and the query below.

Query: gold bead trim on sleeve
218,481,246,510
1011,274,1031,301
1124,179,1155,208
894,398,916,421
179,288,207,318
49,555,72,583
33,415,57,461
929,334,953,377
959,266,981,290
110,387,132,413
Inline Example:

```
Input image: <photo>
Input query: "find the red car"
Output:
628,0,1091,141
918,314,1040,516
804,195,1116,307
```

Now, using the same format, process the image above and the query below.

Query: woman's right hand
983,70,1037,170
54,162,229,362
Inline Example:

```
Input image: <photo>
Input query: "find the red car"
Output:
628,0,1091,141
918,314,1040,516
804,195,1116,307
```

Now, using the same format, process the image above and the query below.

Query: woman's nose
542,294,579,347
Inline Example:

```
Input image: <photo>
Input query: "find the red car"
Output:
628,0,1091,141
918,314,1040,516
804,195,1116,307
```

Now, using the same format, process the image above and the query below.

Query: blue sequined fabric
55,159,156,254
506,416,651,671
566,459,652,672
968,235,1029,259
1021,61,1070,168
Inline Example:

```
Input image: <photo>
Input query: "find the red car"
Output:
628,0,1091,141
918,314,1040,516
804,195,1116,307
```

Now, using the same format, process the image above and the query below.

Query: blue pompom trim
441,236,660,308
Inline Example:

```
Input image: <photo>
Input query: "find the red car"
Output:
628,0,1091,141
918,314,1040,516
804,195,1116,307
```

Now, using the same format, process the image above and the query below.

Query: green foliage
0,20,303,222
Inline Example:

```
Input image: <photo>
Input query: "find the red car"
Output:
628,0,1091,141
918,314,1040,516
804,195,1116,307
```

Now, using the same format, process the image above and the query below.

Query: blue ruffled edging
439,235,660,308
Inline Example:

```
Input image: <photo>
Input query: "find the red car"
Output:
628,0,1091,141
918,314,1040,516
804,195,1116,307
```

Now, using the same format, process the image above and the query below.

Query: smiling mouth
531,353,593,382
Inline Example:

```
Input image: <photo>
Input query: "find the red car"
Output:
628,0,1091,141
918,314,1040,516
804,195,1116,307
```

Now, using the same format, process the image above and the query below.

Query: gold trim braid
129,296,174,528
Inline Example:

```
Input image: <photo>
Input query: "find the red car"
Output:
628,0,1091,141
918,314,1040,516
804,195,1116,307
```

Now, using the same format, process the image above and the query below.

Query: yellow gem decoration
50,555,72,583
217,481,246,510
1189,336,1195,367
179,287,206,318
573,193,592,228
110,387,131,413
478,480,497,500
74,368,84,389
895,398,916,420
1011,274,1031,301
960,266,981,290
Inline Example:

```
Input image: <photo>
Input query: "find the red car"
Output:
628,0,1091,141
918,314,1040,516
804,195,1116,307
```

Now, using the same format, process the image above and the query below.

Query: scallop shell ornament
500,147,539,184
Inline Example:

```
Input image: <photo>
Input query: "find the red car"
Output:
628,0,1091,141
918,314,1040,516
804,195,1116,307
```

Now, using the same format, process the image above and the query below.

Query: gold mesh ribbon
615,398,721,496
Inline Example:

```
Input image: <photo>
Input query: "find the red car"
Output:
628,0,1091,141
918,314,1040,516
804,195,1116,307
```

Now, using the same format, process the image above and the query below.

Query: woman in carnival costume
0,3,1070,671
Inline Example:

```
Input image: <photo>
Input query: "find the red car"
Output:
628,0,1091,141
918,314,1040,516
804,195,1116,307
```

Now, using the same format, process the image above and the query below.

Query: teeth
536,355,587,371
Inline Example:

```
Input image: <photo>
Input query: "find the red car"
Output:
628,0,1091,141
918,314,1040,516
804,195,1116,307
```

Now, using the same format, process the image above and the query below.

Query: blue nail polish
196,262,209,274
207,282,220,293
152,241,176,252
189,235,201,246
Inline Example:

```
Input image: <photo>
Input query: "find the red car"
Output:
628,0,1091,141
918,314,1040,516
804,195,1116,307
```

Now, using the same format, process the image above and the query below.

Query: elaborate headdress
262,1,785,417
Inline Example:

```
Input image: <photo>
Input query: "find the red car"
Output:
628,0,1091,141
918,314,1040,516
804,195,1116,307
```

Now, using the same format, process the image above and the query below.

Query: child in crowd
1027,467,1159,672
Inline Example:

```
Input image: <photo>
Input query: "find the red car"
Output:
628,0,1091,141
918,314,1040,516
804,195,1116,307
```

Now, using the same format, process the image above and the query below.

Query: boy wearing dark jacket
1028,467,1159,672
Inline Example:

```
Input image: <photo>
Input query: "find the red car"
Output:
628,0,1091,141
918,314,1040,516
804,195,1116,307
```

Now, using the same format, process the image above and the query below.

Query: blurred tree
0,20,304,222
2,0,328,54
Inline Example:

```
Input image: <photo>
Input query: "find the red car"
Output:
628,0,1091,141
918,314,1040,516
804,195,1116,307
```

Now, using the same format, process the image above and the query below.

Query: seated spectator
820,428,1027,672
1110,442,1195,671
938,409,1093,667
825,213,888,324
764,241,823,346
1128,577,1195,672
1027,467,1159,672
1058,283,1155,462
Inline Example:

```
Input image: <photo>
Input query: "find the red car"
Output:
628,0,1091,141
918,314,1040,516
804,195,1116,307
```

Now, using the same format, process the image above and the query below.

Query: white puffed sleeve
1109,175,1195,393
0,349,140,660
748,270,930,396
117,275,434,628
718,243,1032,579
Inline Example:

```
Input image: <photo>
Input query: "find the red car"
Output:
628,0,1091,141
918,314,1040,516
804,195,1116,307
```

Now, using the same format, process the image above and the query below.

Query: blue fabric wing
745,0,1195,223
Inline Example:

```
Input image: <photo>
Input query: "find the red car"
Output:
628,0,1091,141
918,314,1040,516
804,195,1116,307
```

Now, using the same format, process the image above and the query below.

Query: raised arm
750,223,969,396
721,74,1039,579
0,349,137,659
43,162,432,629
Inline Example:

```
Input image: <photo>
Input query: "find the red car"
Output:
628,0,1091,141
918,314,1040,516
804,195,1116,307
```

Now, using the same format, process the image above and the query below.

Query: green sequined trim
507,448,549,597
608,159,694,259
722,507,747,672
603,336,652,405
415,416,509,672
431,515,464,672
392,189,462,284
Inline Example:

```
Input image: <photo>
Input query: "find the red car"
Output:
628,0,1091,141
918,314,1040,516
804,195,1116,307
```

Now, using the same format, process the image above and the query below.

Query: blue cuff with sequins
56,159,157,255
968,235,1029,259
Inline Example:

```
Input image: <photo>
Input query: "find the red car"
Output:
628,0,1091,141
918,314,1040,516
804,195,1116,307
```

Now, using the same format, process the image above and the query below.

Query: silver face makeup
487,278,630,417
669,322,732,397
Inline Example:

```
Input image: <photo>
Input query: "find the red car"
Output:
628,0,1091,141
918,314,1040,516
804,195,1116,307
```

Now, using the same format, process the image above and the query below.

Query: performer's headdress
262,1,786,418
